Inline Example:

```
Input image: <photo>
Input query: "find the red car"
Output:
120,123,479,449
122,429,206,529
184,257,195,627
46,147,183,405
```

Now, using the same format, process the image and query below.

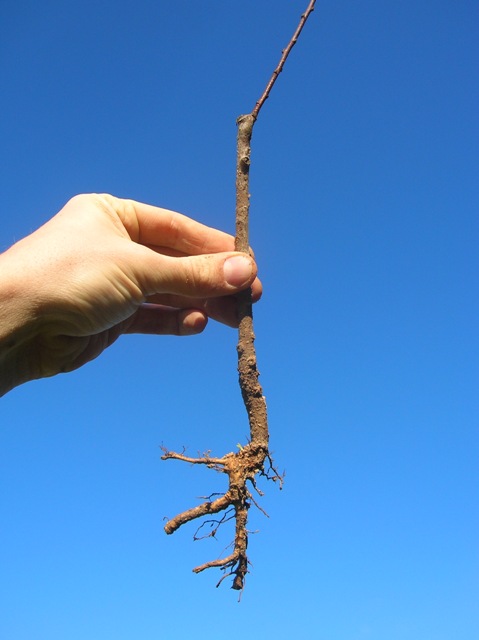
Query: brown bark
235,114,269,449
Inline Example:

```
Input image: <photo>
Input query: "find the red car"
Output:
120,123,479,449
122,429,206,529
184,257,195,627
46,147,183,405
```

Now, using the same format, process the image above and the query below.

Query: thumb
136,250,257,298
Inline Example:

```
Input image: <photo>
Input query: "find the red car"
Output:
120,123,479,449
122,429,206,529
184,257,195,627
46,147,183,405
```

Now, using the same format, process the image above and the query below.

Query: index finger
103,195,236,255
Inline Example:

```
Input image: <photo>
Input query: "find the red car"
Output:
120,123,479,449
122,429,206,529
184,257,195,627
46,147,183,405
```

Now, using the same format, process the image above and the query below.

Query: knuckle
185,255,217,294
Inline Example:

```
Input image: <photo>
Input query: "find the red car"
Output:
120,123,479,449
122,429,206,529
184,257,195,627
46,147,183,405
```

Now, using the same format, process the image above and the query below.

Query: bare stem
235,115,269,447
235,0,316,445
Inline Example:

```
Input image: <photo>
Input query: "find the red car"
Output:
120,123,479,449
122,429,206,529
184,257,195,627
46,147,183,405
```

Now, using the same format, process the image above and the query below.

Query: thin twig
251,0,316,120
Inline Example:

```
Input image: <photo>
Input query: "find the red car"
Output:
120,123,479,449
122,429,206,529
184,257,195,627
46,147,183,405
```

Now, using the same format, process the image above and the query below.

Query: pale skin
0,194,261,397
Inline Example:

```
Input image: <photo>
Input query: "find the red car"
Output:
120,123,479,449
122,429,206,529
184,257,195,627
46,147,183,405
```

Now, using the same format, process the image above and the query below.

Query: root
161,443,281,590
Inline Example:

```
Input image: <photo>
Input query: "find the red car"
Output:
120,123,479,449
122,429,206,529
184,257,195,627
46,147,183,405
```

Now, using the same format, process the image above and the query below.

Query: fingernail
223,255,253,287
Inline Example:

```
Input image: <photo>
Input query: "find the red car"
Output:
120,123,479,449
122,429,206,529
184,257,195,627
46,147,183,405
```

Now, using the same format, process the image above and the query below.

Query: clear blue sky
1,1,478,638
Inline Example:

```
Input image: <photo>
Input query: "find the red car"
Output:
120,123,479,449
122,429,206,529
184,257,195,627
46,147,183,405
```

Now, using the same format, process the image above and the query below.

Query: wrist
0,248,41,396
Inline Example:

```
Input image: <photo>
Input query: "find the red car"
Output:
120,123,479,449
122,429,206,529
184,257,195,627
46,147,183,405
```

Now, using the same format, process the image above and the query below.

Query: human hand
0,194,261,393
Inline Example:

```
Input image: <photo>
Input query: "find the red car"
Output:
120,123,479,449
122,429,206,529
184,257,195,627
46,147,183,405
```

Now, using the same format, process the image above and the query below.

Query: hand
0,194,261,394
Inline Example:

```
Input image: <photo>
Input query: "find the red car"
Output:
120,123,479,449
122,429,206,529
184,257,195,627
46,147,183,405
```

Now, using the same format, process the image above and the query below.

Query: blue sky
1,1,478,638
